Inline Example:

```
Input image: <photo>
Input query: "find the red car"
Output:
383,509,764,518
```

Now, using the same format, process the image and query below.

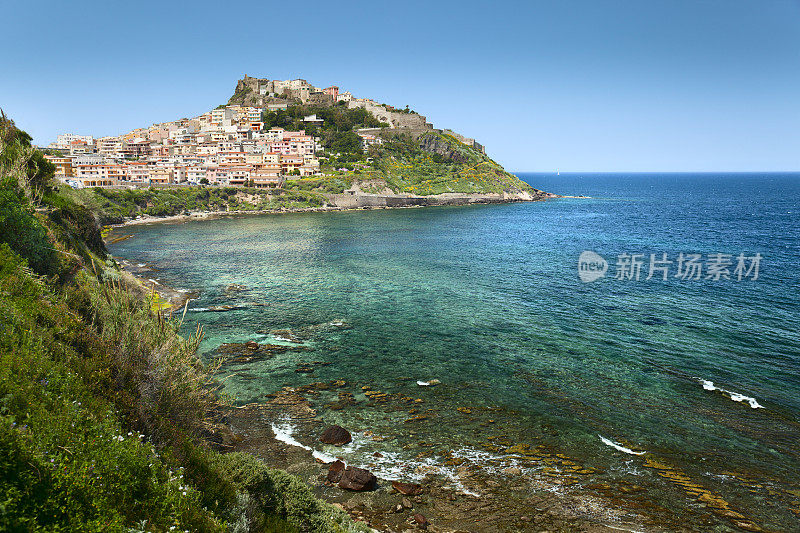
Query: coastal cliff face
416,132,470,163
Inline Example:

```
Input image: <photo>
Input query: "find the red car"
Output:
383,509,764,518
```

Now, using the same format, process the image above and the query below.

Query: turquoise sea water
109,173,800,530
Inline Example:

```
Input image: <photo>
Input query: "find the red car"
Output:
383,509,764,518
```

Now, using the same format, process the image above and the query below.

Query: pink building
323,86,339,100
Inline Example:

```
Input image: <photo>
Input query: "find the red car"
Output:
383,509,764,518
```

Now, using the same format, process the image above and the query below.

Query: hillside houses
44,76,480,190
46,102,323,189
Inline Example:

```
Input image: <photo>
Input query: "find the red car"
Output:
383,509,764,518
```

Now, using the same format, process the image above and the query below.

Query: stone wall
347,100,433,131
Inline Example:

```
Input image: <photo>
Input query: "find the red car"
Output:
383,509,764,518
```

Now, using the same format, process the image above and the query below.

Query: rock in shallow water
392,480,423,496
337,466,377,491
327,460,345,483
413,512,429,529
319,425,352,445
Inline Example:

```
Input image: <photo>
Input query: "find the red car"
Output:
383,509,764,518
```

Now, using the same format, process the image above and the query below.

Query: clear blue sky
2,0,799,172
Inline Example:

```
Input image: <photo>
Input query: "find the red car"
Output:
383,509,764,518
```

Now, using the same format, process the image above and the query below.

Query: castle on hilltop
233,75,442,134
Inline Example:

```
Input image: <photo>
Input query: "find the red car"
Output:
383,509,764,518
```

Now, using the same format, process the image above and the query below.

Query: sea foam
599,435,646,455
271,422,337,463
697,379,763,409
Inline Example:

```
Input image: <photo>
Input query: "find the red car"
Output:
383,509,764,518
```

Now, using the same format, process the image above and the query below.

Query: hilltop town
43,76,543,206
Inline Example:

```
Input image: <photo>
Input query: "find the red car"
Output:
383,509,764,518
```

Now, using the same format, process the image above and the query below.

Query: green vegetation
284,176,353,194
63,186,328,224
355,131,537,196
0,114,367,531
262,103,387,155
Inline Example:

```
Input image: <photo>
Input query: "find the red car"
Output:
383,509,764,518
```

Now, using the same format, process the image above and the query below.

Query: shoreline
110,191,562,228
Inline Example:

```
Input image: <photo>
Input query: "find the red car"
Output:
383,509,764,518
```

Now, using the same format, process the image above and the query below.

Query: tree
200,178,209,185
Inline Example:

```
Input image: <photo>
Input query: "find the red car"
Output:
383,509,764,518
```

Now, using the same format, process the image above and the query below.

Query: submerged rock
392,480,423,496
270,328,301,343
224,283,247,294
413,512,429,529
338,466,377,491
319,425,352,445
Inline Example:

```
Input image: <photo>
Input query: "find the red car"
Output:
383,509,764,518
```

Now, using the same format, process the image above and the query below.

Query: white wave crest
696,379,763,409
599,435,646,455
271,422,337,463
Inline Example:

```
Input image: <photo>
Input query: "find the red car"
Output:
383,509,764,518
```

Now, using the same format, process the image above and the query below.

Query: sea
108,173,800,531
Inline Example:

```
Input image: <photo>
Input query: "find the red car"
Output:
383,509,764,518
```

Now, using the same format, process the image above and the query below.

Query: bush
0,185,59,276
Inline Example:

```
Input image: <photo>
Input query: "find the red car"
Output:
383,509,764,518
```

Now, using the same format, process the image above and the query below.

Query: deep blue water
109,173,800,530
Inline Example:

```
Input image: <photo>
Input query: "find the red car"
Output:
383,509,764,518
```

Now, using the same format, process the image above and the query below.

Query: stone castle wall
346,100,433,131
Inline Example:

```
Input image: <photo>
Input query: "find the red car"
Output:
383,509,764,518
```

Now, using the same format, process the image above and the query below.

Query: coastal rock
402,497,413,509
327,460,345,483
413,512,430,529
392,480,423,495
224,283,246,294
320,425,352,445
337,466,377,491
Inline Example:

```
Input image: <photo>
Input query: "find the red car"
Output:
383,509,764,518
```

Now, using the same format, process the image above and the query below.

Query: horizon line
513,170,800,174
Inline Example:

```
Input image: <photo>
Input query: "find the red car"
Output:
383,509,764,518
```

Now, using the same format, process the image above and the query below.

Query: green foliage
323,131,362,155
205,453,368,533
0,244,225,531
1,112,55,201
0,112,364,531
363,131,536,196
284,176,352,194
43,192,106,258
63,186,328,223
261,104,383,134
260,104,383,155
0,185,59,276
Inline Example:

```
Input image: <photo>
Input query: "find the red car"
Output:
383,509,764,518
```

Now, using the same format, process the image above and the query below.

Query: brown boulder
244,341,259,350
320,425,352,445
337,466,377,491
392,480,423,496
327,460,345,483
413,513,429,529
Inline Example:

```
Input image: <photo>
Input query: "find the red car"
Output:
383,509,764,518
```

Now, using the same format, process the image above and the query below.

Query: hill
227,76,550,202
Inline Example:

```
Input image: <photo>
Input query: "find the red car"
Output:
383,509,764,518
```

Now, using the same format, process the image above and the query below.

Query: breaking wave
599,435,646,455
697,379,764,409
271,421,337,463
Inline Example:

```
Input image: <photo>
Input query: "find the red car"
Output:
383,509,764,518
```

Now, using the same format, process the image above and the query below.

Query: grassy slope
0,116,366,532
362,131,536,196
63,186,329,225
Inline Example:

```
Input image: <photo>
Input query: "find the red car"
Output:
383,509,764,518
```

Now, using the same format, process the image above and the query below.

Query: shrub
0,185,59,276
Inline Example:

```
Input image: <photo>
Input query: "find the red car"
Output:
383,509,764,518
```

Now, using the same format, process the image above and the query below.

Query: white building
51,133,94,150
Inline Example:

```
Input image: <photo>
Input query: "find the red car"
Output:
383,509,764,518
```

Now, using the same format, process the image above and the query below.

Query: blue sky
2,0,799,172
